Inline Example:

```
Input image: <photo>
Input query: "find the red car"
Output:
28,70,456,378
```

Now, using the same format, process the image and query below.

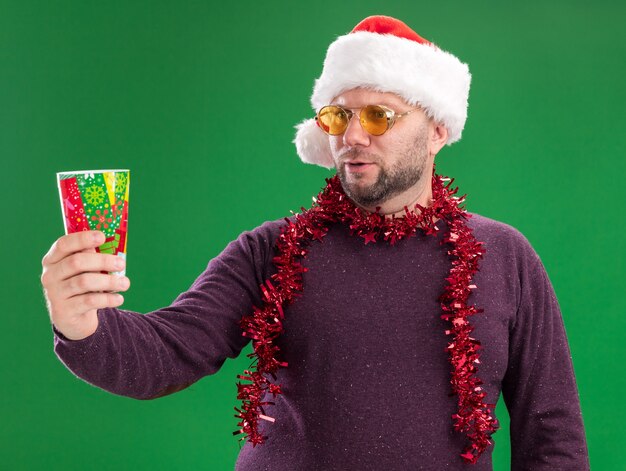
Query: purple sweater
52,213,590,470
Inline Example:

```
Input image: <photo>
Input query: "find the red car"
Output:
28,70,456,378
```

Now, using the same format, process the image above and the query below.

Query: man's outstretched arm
51,220,282,400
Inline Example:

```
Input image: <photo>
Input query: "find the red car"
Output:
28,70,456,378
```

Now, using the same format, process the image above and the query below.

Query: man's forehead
331,88,411,108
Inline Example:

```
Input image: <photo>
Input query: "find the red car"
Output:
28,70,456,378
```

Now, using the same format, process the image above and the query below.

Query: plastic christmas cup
57,169,130,277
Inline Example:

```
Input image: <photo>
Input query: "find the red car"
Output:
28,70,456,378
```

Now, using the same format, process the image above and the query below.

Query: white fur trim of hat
293,15,472,169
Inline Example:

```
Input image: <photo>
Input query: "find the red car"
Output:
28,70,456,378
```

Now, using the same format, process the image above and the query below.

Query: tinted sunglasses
315,104,417,136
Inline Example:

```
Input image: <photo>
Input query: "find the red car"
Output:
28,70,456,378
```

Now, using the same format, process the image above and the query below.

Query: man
42,16,590,470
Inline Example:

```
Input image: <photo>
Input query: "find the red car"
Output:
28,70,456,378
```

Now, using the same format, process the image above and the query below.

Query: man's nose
343,114,371,148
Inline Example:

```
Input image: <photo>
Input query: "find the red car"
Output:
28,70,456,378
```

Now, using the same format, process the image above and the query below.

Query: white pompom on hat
293,15,472,169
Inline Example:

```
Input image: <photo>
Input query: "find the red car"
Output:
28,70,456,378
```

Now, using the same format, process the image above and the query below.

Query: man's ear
429,121,449,157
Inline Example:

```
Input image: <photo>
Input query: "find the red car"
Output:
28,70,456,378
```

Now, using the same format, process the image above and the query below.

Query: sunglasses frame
315,104,417,136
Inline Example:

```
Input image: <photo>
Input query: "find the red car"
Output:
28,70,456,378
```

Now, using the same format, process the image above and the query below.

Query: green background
2,1,623,469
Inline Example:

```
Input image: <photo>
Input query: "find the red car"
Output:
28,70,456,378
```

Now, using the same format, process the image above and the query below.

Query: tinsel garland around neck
232,167,500,465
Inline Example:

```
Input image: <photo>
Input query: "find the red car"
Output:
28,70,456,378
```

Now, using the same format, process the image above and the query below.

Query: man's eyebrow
330,101,402,109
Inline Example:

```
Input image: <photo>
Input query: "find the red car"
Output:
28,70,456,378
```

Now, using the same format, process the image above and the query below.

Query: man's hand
41,230,130,341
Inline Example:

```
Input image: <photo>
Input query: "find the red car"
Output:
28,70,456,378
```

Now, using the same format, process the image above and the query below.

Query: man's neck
355,178,433,218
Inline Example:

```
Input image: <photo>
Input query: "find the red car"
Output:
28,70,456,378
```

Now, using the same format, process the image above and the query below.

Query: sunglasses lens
360,105,389,136
317,106,349,135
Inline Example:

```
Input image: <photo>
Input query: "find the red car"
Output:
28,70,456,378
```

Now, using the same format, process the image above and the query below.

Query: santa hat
294,15,471,169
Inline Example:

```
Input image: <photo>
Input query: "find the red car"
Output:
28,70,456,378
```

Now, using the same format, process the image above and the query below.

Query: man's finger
65,291,124,313
55,252,123,282
43,231,105,266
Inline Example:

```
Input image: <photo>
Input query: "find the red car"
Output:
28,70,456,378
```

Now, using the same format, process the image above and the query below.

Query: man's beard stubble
336,126,430,209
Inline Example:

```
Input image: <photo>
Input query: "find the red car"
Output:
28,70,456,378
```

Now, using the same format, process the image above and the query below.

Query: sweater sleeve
52,220,282,400
502,254,590,470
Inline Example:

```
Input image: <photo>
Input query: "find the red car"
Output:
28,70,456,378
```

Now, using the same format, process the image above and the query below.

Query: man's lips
345,161,375,172
344,159,375,165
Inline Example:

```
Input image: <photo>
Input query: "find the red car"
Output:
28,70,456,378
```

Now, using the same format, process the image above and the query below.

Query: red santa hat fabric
294,15,472,168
